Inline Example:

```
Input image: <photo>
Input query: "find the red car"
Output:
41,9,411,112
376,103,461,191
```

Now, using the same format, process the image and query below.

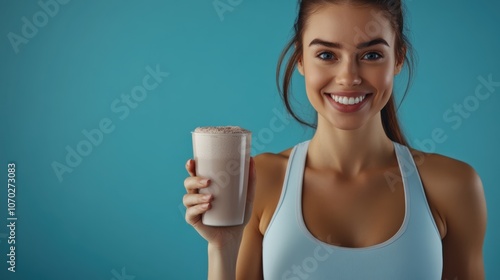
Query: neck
308,113,395,175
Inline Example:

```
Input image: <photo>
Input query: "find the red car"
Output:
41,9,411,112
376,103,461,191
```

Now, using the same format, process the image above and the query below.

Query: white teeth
330,94,367,105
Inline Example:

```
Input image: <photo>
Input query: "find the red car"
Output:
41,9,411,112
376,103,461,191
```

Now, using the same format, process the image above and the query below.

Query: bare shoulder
253,148,292,187
408,147,486,238
409,148,482,188
252,147,294,234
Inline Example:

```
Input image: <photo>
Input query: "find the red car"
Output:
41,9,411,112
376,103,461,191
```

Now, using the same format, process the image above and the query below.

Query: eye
362,52,383,61
317,51,336,61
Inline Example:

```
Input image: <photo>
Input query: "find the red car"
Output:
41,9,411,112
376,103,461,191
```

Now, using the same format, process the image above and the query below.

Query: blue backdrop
1,0,499,279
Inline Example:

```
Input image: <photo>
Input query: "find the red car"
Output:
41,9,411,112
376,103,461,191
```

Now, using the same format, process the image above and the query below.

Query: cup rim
191,131,252,135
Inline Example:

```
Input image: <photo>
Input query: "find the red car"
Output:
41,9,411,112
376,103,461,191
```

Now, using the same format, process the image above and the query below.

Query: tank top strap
393,141,441,237
263,140,310,238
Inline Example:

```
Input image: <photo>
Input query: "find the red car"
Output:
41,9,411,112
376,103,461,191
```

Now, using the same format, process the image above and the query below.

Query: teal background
1,0,499,279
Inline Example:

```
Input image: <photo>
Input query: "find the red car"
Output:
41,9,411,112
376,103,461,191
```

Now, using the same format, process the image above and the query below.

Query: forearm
208,242,241,280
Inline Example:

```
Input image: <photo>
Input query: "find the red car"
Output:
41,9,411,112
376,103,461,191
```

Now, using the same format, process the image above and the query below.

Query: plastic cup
192,126,252,226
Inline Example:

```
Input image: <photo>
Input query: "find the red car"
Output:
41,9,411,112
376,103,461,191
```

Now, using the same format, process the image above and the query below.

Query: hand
182,157,256,249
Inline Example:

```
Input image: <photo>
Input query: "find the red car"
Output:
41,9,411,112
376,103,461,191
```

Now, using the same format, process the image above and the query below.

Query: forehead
303,4,395,47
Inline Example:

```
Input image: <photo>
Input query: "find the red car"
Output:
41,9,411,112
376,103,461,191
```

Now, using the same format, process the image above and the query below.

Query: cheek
304,63,331,92
363,64,395,93
381,71,395,93
303,64,331,109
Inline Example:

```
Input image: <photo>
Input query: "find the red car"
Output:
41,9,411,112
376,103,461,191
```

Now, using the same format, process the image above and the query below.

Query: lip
328,91,370,97
324,92,372,113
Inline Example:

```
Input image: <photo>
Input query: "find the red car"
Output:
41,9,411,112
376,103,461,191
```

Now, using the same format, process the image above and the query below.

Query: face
297,3,404,130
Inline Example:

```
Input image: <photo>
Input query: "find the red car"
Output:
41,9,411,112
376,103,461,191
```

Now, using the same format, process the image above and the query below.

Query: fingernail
199,179,209,185
202,194,211,201
186,159,191,166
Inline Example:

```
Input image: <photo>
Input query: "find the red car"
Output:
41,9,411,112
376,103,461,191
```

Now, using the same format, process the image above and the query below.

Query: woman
183,0,487,279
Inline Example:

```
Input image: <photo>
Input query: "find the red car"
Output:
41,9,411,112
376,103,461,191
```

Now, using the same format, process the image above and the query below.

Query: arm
236,152,289,279
236,208,264,279
440,163,487,279
208,239,242,280
208,216,264,280
183,158,258,280
236,153,278,279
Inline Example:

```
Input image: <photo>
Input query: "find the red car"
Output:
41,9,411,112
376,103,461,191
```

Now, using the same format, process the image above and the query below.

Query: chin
322,115,371,131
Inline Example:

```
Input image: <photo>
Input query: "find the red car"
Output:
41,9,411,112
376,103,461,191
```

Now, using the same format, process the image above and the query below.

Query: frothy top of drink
194,126,251,134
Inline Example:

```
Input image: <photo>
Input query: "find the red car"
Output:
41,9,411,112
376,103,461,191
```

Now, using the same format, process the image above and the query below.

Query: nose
335,58,362,87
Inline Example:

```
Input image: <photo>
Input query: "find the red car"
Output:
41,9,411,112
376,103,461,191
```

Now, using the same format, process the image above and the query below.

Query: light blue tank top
262,140,443,279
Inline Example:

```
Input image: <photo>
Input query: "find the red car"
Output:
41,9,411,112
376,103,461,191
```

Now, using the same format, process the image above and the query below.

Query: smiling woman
182,1,487,279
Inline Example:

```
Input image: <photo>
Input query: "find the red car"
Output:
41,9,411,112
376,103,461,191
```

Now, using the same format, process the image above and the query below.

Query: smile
324,92,372,113
329,94,367,105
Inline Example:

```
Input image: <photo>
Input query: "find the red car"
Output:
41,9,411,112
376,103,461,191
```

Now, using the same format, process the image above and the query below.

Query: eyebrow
308,38,390,49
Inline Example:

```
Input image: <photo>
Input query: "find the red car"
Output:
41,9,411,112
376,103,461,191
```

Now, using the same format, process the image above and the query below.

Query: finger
183,193,213,208
184,176,211,194
186,159,196,177
185,203,211,226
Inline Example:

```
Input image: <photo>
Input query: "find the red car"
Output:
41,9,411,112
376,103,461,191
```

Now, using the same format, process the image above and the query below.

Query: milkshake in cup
192,126,252,226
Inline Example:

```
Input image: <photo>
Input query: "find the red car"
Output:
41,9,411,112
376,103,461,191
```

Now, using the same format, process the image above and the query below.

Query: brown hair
276,0,415,146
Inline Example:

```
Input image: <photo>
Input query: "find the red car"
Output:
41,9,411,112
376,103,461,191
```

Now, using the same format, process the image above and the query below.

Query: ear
297,57,305,76
295,42,305,76
394,46,406,75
